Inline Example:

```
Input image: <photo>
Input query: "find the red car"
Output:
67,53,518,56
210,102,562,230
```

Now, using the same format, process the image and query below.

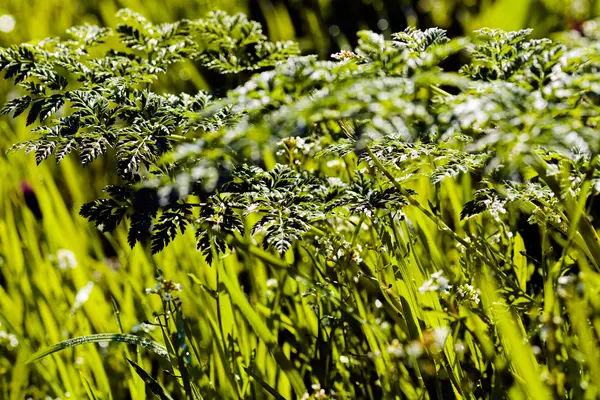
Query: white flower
456,283,481,305
419,270,452,293
431,326,450,349
406,341,424,358
419,271,452,294
455,342,465,353
418,279,438,294
387,339,404,358
326,159,342,169
0,330,19,349
557,274,575,298
266,278,278,289
327,177,346,187
431,270,444,279
437,276,451,292
557,275,574,285
52,249,78,270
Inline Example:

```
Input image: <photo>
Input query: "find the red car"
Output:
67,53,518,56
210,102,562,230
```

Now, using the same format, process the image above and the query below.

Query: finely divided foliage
3,8,600,399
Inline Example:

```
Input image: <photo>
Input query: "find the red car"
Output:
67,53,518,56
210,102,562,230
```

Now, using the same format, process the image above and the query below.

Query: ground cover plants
1,7,600,400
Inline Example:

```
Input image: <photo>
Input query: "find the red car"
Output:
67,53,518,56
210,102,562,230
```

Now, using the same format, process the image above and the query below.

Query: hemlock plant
2,8,600,399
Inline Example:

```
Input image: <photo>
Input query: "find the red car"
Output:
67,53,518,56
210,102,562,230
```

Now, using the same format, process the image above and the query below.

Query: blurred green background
2,0,600,53
1,0,599,95
0,0,599,398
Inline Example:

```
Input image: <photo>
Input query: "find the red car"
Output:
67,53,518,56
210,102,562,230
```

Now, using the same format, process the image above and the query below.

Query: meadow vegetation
1,2,600,399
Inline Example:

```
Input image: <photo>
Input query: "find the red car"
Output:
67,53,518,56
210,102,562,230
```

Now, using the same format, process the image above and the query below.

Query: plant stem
365,146,532,300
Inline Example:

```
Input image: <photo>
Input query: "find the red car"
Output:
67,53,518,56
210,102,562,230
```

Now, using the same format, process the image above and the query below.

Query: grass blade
126,358,174,400
26,333,169,363
80,371,100,400
245,367,288,400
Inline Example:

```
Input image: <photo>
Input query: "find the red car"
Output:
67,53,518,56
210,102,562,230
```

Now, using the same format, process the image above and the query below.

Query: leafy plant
3,7,600,399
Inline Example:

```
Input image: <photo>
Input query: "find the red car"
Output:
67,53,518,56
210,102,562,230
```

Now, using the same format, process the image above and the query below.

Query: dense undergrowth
1,7,600,400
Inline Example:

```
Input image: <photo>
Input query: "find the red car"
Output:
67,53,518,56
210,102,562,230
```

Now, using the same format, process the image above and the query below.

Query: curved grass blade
126,358,174,400
26,333,169,363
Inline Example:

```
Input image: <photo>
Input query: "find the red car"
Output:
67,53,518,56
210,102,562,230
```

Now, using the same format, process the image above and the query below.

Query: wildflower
351,248,363,263
430,326,450,350
419,270,451,294
50,249,78,270
454,342,465,354
332,50,358,60
419,279,437,293
0,330,19,349
557,274,575,298
145,278,182,302
387,339,405,358
266,278,278,289
326,159,342,169
456,283,481,305
131,322,156,333
406,341,424,358
539,324,550,342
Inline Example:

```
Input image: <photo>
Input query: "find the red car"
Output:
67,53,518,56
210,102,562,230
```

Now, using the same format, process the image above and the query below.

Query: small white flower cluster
386,326,451,360
300,383,329,400
387,339,405,358
315,236,364,265
325,159,344,171
276,136,318,158
556,274,576,298
418,270,451,294
486,198,507,222
145,279,182,301
456,283,481,305
266,278,278,289
49,249,78,270
331,50,359,61
0,323,18,349
538,314,565,342
131,322,157,334
455,236,471,251
328,242,363,264
265,278,278,299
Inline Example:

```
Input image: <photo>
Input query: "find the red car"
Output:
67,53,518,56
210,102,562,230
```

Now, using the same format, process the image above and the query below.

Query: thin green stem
365,146,532,300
